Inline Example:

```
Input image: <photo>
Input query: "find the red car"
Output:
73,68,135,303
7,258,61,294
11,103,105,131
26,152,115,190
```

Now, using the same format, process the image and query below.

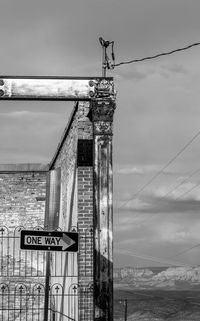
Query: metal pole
99,37,109,77
124,299,127,321
44,172,51,321
43,169,61,321
44,252,51,321
102,44,107,77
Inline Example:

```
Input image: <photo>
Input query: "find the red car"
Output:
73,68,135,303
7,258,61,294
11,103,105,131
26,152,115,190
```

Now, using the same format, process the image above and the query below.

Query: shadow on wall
94,250,113,321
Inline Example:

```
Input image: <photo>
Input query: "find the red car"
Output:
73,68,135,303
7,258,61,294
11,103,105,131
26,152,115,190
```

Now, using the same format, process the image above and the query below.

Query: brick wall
0,169,47,229
78,167,93,321
0,166,47,279
0,165,48,320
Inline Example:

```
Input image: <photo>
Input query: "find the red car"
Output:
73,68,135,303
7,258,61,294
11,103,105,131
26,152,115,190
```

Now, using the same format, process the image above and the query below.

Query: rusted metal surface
92,98,116,321
0,76,115,100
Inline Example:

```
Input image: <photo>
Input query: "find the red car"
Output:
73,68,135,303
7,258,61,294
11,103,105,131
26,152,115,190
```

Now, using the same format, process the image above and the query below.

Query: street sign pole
44,251,50,321
44,171,52,321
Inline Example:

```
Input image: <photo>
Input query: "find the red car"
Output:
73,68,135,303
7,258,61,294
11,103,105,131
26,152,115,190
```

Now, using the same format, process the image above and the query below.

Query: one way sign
20,230,78,252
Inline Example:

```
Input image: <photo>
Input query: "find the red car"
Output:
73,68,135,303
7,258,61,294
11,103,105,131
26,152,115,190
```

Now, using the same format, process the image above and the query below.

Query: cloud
152,180,200,201
116,65,154,81
115,248,190,267
0,107,73,163
114,210,200,263
115,176,200,215
121,195,200,214
114,212,149,232
115,166,144,175
161,63,188,75
115,164,179,175
0,110,57,119
158,222,190,244
116,62,188,83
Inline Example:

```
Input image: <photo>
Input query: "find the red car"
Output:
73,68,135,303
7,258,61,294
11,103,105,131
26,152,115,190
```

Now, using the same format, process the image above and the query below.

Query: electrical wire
175,181,200,200
115,166,200,230
114,42,200,67
131,170,200,225
116,248,190,267
118,128,200,209
161,167,200,199
168,242,200,260
118,180,200,229
114,170,200,242
111,40,200,268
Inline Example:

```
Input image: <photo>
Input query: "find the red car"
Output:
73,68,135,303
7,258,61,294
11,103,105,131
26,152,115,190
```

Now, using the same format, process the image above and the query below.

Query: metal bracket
88,78,115,99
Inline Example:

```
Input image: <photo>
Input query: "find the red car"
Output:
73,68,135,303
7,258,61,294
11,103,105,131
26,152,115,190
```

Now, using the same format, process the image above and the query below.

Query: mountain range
114,266,200,290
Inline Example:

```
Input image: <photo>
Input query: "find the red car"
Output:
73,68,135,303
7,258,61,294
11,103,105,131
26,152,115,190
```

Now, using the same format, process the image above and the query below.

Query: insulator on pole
99,37,115,77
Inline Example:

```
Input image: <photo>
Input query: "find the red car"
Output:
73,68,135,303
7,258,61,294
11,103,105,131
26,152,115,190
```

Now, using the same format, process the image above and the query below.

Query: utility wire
168,242,200,260
175,181,200,200
122,180,200,228
131,168,200,227
116,248,190,267
114,42,200,67
118,128,200,209
162,167,200,199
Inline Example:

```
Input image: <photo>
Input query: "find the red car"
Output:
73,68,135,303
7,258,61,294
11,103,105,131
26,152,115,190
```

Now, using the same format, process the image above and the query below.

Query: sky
1,0,200,268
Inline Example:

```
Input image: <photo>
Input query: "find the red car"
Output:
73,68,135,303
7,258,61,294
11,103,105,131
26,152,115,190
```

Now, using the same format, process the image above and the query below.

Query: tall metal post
99,37,110,77
44,172,51,321
102,45,107,77
44,252,51,321
44,169,61,321
91,97,116,321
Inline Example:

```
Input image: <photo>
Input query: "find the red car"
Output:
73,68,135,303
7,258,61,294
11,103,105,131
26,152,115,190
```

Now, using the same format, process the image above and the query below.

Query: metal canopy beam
0,76,114,101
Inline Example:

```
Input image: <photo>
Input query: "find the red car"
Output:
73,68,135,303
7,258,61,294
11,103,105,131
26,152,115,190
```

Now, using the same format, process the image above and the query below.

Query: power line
162,167,200,199
175,181,200,200
114,166,200,234
100,38,200,70
118,128,200,209
132,167,200,226
114,42,200,67
116,248,190,267
117,245,200,269
119,180,200,229
168,242,200,260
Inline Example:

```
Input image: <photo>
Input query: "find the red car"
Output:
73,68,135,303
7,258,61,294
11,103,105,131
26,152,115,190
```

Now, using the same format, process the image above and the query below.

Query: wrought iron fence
0,225,93,278
0,226,94,320
0,282,81,321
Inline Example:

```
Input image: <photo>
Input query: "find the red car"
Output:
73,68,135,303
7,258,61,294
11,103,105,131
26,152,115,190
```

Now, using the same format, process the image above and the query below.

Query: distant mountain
114,266,200,290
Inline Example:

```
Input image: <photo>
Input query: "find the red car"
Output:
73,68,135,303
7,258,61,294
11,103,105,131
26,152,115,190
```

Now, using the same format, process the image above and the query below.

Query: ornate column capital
90,99,116,135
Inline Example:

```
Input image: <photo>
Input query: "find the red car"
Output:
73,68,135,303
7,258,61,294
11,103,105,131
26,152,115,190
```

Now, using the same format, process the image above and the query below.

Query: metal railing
0,282,80,321
0,225,93,278
0,225,94,320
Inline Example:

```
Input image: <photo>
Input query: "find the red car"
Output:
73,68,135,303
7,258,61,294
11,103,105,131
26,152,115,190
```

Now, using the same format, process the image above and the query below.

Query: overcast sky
1,0,200,268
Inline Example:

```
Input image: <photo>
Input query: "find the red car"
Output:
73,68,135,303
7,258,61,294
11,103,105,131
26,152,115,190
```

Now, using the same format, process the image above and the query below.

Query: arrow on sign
20,230,78,252
60,233,76,250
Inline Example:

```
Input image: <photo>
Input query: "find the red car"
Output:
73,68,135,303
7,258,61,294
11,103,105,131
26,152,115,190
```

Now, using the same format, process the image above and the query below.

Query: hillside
114,266,200,290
